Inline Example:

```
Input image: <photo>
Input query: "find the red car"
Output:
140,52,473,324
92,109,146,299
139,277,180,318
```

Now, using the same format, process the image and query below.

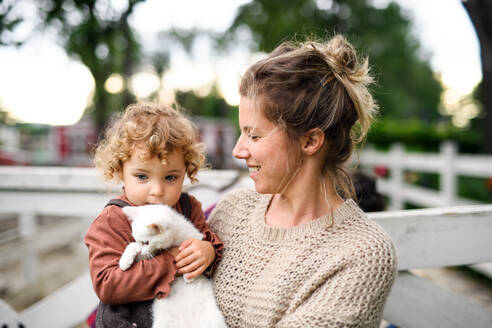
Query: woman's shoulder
337,201,397,264
216,188,260,208
351,215,397,273
208,188,261,226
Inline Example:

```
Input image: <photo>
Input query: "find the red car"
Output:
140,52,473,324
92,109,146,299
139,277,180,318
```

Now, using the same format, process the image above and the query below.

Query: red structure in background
0,116,97,166
0,116,235,168
56,126,71,162
487,177,492,192
0,152,18,165
373,165,388,178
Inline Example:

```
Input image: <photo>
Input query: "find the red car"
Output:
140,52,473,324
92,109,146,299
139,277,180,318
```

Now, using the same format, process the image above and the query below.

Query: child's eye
165,175,177,182
135,174,148,181
248,134,260,141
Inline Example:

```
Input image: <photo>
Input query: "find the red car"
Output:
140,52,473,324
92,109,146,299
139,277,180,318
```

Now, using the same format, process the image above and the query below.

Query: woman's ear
301,128,325,155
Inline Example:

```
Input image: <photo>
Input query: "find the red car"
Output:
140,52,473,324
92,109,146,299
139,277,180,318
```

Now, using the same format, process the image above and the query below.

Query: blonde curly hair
94,102,206,183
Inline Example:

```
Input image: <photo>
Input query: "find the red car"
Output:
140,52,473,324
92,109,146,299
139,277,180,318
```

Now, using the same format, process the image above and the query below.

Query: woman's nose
232,136,249,159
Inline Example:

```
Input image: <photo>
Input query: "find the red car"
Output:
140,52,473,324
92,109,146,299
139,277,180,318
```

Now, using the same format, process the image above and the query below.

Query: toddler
85,102,223,328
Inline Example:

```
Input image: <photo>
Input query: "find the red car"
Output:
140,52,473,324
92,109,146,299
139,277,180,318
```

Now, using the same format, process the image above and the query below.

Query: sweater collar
251,193,360,241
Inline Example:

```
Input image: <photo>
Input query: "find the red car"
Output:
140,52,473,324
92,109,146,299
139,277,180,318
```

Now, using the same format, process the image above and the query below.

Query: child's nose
150,182,165,197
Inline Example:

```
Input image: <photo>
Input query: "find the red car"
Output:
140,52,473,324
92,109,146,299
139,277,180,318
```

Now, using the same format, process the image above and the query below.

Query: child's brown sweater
85,193,223,305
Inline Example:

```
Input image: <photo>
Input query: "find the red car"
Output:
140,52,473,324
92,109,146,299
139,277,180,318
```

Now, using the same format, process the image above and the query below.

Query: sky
0,0,482,126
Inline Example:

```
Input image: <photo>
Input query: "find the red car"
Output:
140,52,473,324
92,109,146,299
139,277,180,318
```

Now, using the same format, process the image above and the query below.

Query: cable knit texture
209,189,397,328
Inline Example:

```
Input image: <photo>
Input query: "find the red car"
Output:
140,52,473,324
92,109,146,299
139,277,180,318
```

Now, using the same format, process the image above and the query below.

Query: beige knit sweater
209,189,397,328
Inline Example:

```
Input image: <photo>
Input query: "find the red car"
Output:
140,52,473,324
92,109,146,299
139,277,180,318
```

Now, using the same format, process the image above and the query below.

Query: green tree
0,0,146,134
40,0,146,134
221,0,443,122
0,98,16,125
462,0,492,153
175,86,237,120
0,0,23,46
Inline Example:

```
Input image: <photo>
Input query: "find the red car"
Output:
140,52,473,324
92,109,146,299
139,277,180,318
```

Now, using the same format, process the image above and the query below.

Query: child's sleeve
84,206,177,305
186,195,224,277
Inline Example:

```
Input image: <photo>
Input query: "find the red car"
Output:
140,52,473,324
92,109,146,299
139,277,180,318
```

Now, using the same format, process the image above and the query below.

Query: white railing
360,141,492,210
1,141,492,327
371,206,492,327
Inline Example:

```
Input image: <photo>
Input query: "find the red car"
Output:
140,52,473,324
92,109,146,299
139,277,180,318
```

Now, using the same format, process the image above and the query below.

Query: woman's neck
265,175,344,228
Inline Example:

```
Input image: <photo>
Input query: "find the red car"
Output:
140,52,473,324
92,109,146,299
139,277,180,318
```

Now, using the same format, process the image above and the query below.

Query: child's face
121,147,186,207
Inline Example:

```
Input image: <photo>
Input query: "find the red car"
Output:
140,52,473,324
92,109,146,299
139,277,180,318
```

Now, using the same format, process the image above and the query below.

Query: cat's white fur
119,204,226,328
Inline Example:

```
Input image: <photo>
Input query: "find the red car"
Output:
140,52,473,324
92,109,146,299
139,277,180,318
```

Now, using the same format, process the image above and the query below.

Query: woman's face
233,97,300,194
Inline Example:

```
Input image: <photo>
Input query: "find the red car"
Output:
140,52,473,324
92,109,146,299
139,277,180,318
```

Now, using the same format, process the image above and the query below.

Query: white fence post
441,142,457,206
19,211,37,283
389,143,404,210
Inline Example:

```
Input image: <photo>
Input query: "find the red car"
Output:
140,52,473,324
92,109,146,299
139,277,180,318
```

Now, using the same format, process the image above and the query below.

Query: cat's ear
147,223,163,233
122,206,138,220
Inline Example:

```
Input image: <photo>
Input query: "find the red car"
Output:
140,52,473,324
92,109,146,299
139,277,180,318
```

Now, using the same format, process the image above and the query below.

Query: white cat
119,204,227,328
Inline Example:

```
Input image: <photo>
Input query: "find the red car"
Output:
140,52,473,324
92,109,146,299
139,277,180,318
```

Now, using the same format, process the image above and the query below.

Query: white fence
1,142,492,327
371,206,492,327
360,142,492,210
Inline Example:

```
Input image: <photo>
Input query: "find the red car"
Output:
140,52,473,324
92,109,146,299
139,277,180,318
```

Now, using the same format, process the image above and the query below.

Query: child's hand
174,238,215,280
167,246,180,259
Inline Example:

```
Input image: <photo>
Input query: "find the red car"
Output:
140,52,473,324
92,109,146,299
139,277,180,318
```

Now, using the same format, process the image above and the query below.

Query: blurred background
1,0,491,327
0,0,489,166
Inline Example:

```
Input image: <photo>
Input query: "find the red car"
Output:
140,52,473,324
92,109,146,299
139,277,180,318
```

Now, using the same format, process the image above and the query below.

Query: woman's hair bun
306,35,377,144
322,35,358,75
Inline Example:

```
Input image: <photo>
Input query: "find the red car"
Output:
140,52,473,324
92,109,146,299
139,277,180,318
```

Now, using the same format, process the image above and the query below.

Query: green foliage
0,110,13,124
458,176,492,203
17,122,50,135
38,0,145,131
367,118,481,153
0,0,24,46
0,0,147,132
175,86,237,121
0,98,16,124
401,172,492,205
222,0,443,123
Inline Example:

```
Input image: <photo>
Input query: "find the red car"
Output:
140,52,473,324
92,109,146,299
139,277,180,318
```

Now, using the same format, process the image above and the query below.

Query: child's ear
300,128,325,155
122,206,138,220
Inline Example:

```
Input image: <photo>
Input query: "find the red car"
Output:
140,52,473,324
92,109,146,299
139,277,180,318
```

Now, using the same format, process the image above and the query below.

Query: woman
208,34,397,328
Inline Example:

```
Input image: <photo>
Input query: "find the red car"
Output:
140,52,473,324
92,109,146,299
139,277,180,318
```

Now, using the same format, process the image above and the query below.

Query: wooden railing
1,164,491,327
